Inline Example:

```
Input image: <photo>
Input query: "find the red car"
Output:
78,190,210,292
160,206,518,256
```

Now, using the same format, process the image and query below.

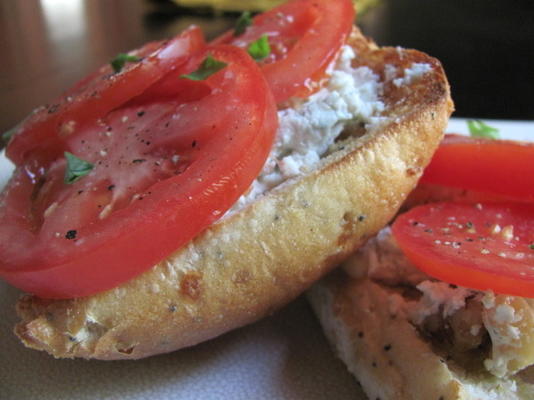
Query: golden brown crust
14,28,453,360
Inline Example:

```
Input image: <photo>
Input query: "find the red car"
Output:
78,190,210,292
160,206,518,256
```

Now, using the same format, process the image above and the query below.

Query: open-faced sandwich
309,133,534,399
0,0,452,359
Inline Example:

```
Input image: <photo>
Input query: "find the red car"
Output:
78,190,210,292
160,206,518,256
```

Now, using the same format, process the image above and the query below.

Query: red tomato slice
420,134,534,202
6,26,206,165
392,202,534,297
0,44,277,299
212,0,354,103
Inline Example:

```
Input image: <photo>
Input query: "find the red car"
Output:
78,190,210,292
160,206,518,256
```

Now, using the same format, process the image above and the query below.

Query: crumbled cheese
227,45,385,214
409,281,474,326
482,291,496,309
471,324,482,336
393,63,432,87
462,378,519,400
494,304,520,325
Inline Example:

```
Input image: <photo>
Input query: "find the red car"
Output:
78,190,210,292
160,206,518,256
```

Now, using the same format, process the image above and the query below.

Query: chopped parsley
234,11,252,36
110,53,141,73
247,34,271,61
64,152,94,184
467,120,500,139
0,126,16,150
181,55,228,81
530,244,534,250
65,230,77,240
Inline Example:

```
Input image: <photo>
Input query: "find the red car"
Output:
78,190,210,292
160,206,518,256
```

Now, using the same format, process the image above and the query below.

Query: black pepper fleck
132,159,146,164
192,140,197,148
372,362,377,368
137,111,145,117
358,331,364,338
48,104,60,114
65,230,77,240
384,344,392,351
358,215,365,222
169,305,176,312
108,184,115,191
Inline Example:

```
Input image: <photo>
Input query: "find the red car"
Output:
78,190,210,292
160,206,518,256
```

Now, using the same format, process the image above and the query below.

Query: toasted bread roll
15,27,452,359
308,239,534,400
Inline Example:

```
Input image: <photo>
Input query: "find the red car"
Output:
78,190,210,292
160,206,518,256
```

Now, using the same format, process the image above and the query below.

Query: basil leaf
64,152,94,184
0,126,17,150
234,11,252,36
180,55,228,81
110,53,141,73
247,34,271,61
467,120,500,139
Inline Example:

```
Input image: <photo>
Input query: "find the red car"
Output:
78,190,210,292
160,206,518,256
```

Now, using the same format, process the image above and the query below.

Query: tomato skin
6,26,206,166
0,44,277,299
392,202,534,297
212,0,355,103
420,134,534,202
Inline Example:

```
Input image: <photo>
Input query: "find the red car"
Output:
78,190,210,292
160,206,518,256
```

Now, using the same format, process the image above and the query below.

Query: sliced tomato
420,134,534,202
0,44,277,298
6,26,206,166
392,202,534,297
212,0,354,103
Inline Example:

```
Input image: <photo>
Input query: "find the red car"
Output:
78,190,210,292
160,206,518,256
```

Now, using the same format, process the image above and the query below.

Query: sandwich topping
0,36,279,299
0,0,362,298
343,227,534,379
230,44,386,212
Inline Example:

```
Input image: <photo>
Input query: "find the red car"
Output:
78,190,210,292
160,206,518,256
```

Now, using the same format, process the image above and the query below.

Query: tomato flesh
212,0,355,103
7,26,206,165
392,202,534,297
420,134,534,202
0,44,277,298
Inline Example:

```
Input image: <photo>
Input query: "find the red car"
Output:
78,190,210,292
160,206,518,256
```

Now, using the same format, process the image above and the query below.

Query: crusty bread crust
14,27,452,360
308,271,534,400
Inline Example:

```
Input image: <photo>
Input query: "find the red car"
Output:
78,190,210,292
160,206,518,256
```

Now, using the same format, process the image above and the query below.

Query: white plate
1,118,532,399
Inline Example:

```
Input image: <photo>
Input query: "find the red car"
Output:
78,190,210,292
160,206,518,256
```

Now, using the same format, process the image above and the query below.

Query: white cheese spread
393,63,432,87
228,45,387,213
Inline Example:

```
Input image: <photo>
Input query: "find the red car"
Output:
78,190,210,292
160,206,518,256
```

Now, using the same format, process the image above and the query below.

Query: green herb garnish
247,34,271,61
530,244,534,250
467,120,500,139
234,11,252,36
64,152,94,184
0,126,17,150
110,53,141,73
180,55,228,81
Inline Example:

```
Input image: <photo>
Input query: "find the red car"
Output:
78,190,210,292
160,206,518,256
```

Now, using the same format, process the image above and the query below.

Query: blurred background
1,0,533,134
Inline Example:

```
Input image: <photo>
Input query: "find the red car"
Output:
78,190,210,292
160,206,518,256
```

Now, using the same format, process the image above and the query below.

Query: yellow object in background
173,0,379,14
174,0,284,11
